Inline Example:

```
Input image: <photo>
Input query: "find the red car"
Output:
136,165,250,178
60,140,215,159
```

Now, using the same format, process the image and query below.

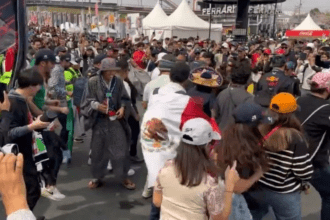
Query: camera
0,144,19,155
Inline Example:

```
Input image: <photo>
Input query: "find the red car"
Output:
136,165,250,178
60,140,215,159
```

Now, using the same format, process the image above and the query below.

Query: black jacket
8,90,37,175
255,68,296,107
0,111,13,146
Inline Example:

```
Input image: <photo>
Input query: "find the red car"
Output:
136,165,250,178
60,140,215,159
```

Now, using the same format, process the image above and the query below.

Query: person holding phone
296,46,315,96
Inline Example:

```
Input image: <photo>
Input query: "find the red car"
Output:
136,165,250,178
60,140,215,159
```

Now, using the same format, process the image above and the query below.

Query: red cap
276,48,285,55
263,48,271,55
108,37,114,43
198,41,204,47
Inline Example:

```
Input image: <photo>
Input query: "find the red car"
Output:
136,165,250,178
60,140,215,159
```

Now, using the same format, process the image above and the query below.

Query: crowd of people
1,24,330,220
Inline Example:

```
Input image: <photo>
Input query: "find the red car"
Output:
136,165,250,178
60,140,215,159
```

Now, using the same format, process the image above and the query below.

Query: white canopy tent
293,14,322,31
143,1,168,30
60,22,80,33
144,0,222,40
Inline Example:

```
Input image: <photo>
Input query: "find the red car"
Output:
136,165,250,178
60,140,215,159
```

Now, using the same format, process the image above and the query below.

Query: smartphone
152,31,155,35
300,52,307,60
0,83,7,103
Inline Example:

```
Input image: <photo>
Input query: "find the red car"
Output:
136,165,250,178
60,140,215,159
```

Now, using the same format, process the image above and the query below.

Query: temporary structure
91,25,117,34
285,14,330,38
144,0,222,40
143,1,168,30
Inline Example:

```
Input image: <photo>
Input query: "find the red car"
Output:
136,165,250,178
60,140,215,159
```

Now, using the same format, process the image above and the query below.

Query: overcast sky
93,0,330,12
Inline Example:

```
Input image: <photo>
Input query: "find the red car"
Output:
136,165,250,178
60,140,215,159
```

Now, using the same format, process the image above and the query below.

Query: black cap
35,49,56,65
94,54,106,64
271,55,286,68
60,53,71,62
233,103,273,127
194,48,201,54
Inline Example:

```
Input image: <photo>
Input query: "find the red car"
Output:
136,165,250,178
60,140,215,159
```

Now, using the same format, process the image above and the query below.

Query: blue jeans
310,166,330,220
244,186,301,220
150,202,160,220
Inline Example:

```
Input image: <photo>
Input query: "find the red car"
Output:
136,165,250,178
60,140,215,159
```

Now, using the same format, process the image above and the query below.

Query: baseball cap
272,55,286,67
35,49,56,65
194,48,201,54
156,52,167,63
158,54,176,71
181,118,220,146
222,42,229,49
307,42,315,49
310,72,330,92
263,48,271,55
70,60,78,65
187,42,193,47
60,53,71,62
281,41,289,46
233,103,273,126
270,93,298,114
286,61,295,70
100,58,120,71
94,54,106,64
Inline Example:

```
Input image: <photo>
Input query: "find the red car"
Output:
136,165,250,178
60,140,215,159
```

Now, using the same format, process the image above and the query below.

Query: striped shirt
259,132,314,194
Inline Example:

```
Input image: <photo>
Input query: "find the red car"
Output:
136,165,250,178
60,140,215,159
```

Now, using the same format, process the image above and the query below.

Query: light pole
272,0,278,38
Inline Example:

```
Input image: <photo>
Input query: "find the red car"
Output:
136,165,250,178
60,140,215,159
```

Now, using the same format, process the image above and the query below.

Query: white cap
269,38,274,41
222,42,229,49
156,52,167,63
181,118,221,146
70,60,78,65
307,42,315,49
226,38,233,43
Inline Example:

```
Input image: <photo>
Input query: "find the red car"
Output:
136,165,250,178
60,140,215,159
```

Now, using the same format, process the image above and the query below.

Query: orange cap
270,93,297,114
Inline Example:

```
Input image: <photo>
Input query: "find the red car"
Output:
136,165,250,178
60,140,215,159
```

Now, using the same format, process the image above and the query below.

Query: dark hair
310,81,327,94
170,62,190,83
33,38,43,44
118,59,129,71
18,68,43,89
305,47,313,53
217,124,268,179
230,66,250,85
259,110,304,152
136,42,144,48
174,142,218,187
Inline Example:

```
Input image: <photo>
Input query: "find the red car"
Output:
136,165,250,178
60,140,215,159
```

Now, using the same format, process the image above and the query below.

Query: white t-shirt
143,75,171,102
151,67,161,80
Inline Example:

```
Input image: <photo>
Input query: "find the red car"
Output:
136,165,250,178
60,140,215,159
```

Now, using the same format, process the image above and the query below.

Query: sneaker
128,169,135,176
74,138,84,143
62,150,71,164
53,187,66,199
107,161,112,171
88,158,92,166
142,187,153,199
41,186,64,201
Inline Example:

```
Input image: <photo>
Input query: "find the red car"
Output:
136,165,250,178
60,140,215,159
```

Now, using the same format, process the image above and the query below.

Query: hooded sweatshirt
8,90,36,174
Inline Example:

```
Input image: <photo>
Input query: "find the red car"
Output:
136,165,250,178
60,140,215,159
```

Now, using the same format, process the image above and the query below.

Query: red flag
95,3,99,16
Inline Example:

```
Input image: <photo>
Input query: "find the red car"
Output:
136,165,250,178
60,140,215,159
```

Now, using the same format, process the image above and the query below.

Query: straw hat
190,67,223,88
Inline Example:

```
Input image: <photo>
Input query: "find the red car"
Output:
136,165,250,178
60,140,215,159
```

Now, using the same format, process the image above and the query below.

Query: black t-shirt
296,94,330,169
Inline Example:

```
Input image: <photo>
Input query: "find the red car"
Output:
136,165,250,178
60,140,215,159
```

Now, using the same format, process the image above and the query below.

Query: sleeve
117,78,131,108
7,209,36,220
143,83,151,102
0,111,13,145
154,174,163,193
212,95,221,123
204,179,225,216
291,134,314,181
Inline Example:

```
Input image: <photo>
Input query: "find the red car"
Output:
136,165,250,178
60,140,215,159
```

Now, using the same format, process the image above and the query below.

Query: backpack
73,77,88,107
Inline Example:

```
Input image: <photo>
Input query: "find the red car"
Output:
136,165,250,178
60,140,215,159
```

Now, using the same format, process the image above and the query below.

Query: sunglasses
281,47,288,49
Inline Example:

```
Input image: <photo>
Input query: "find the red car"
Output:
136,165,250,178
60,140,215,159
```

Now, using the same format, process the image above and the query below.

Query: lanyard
102,77,117,111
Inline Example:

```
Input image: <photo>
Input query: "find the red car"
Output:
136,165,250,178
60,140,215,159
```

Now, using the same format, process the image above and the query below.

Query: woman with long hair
215,102,270,219
153,118,240,220
244,93,314,220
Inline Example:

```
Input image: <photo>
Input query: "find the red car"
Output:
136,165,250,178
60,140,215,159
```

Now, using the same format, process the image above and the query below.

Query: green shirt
34,85,46,109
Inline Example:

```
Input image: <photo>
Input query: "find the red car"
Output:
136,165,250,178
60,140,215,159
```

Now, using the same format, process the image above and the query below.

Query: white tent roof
143,1,168,29
158,0,221,31
294,14,322,31
91,25,117,34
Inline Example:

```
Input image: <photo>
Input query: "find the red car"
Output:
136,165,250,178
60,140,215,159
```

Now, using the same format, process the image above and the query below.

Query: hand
116,107,125,119
224,160,240,192
67,91,73,97
28,115,50,131
0,91,10,112
60,107,69,115
0,153,29,216
46,100,60,106
98,104,108,114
